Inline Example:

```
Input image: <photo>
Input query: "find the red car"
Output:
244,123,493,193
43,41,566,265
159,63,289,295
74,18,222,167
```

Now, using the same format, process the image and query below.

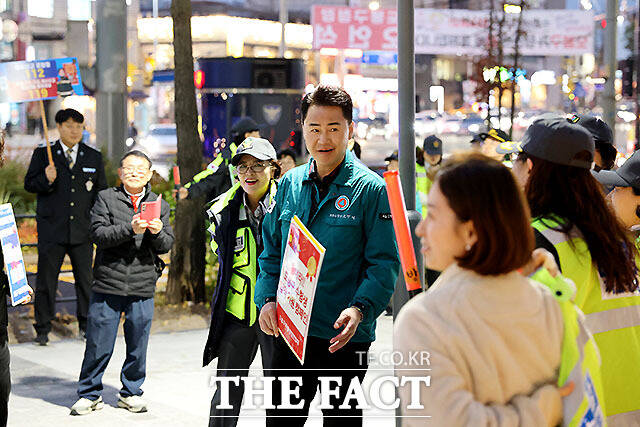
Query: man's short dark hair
277,149,296,161
120,150,152,168
55,108,84,124
301,85,353,124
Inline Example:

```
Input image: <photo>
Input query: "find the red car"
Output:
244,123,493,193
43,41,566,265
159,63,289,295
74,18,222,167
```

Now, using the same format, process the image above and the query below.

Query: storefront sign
0,57,84,104
276,215,325,364
312,7,593,57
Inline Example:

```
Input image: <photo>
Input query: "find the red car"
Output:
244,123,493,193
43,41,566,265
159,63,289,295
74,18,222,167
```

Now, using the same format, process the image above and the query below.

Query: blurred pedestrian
0,133,33,427
24,108,107,345
500,117,640,424
395,153,587,426
277,148,297,176
477,128,510,162
255,85,399,426
70,151,174,415
385,150,398,171
176,117,262,203
203,137,280,427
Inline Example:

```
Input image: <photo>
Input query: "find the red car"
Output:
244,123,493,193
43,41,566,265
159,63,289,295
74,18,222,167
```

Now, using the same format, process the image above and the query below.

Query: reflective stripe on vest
185,143,238,189
225,222,257,325
533,270,606,426
416,164,430,218
534,217,640,422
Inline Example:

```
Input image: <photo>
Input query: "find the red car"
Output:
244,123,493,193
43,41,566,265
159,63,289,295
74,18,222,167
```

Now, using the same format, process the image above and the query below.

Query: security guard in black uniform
24,108,107,345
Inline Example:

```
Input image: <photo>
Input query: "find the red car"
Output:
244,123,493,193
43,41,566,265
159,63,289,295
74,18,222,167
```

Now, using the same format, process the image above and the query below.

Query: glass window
28,0,54,18
68,0,92,21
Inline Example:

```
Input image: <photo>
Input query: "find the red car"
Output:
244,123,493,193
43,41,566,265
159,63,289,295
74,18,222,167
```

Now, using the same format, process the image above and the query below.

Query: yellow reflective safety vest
534,216,640,424
531,268,606,426
185,142,238,190
416,164,430,218
207,180,276,326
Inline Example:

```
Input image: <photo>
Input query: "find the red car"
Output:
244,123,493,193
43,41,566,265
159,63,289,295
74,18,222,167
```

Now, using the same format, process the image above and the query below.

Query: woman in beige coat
395,153,572,426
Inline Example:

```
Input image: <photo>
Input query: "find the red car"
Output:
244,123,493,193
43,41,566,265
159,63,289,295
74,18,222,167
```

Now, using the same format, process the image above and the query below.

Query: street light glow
503,4,522,13
369,1,380,11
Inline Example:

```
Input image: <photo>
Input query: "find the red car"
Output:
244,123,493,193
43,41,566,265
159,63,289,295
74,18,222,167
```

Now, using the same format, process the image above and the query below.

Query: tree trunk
509,0,525,138
167,0,206,303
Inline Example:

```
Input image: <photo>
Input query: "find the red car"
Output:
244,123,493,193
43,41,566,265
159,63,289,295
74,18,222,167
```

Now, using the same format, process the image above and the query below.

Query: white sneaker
70,396,104,415
117,393,148,413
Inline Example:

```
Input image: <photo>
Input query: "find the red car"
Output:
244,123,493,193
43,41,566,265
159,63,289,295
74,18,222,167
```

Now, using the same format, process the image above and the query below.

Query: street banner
311,7,593,56
0,57,83,104
0,204,31,306
311,6,397,51
276,215,325,364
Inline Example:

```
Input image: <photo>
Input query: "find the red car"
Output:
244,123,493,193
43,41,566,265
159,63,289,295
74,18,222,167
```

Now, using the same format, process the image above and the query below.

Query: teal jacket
255,151,399,343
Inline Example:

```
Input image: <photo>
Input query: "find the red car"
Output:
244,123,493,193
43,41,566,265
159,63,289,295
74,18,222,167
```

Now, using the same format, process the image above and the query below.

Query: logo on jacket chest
234,235,245,252
335,195,350,211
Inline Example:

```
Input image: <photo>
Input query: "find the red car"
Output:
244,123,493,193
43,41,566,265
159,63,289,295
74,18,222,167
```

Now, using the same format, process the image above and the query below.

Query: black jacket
203,187,254,366
24,141,107,244
90,185,174,297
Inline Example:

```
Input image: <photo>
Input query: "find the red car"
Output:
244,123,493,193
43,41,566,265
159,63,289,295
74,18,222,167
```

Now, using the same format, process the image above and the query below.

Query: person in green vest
500,116,640,425
202,136,280,427
175,117,262,202
417,135,443,219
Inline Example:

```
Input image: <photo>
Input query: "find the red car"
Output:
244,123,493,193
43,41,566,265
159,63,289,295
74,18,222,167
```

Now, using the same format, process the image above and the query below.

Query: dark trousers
34,241,93,334
266,336,371,427
0,341,9,427
77,292,154,400
209,315,274,427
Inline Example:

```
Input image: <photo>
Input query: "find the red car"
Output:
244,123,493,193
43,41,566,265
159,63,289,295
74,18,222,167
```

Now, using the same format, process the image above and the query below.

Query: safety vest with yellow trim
531,268,606,426
416,164,432,218
533,216,640,424
185,143,238,190
206,180,276,326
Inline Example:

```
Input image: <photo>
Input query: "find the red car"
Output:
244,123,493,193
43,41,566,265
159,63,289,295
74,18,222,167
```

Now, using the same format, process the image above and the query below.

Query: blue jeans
77,292,154,400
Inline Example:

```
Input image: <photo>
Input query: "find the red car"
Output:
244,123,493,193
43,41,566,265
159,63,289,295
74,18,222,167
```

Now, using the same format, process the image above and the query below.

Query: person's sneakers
33,334,48,346
70,396,104,415
117,394,147,413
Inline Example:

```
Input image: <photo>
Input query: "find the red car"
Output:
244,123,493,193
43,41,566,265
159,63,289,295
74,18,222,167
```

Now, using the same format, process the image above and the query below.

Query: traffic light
620,58,634,97
600,19,607,29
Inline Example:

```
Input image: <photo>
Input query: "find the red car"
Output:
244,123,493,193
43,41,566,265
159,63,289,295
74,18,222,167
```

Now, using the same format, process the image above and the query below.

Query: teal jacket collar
302,150,357,187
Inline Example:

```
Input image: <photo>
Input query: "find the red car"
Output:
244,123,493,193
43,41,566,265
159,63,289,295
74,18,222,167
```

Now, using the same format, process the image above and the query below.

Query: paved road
9,315,395,427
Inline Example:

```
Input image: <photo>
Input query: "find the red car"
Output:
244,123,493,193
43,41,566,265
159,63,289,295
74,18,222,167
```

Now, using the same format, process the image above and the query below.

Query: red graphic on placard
277,304,304,359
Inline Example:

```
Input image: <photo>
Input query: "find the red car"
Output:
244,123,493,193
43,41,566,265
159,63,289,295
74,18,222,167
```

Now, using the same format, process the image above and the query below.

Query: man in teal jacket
254,85,399,426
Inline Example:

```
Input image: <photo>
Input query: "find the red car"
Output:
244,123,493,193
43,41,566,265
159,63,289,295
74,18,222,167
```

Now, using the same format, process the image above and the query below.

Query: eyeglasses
122,167,149,175
236,162,269,174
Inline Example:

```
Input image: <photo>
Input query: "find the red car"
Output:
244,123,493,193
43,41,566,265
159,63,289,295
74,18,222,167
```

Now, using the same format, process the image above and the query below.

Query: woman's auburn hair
525,156,638,294
436,152,534,276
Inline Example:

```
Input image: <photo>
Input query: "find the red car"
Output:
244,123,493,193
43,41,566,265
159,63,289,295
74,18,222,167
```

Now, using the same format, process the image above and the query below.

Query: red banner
311,6,397,51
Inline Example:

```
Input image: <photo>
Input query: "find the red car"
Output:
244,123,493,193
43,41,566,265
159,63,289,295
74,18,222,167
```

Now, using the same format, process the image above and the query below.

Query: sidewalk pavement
8,315,395,427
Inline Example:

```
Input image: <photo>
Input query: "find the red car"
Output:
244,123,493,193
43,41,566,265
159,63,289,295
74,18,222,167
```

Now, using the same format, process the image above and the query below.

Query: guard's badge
85,180,93,192
234,235,245,252
335,195,350,211
570,115,580,124
433,141,439,147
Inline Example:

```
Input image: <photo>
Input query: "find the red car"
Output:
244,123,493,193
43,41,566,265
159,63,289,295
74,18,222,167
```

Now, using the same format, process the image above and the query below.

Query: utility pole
96,0,127,161
603,0,618,132
279,0,287,57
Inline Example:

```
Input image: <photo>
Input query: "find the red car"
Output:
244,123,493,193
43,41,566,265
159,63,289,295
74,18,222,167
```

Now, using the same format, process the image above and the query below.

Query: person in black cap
498,116,640,424
385,150,398,171
471,128,511,161
570,114,617,171
203,136,280,426
593,150,640,230
175,117,262,203
469,133,483,152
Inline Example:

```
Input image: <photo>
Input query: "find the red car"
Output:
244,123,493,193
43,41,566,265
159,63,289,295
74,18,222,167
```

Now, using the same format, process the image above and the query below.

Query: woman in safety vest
202,137,281,427
500,117,640,425
395,153,578,426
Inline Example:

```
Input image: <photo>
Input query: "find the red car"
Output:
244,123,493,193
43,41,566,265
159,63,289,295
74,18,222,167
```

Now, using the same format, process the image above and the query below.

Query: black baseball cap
231,117,262,137
385,151,398,162
423,135,443,155
231,137,277,165
593,150,640,191
470,134,483,144
570,114,613,145
496,117,594,168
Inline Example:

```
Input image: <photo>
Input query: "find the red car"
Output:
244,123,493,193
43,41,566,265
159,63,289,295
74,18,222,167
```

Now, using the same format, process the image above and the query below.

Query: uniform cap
423,135,443,155
231,137,277,165
593,150,640,191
